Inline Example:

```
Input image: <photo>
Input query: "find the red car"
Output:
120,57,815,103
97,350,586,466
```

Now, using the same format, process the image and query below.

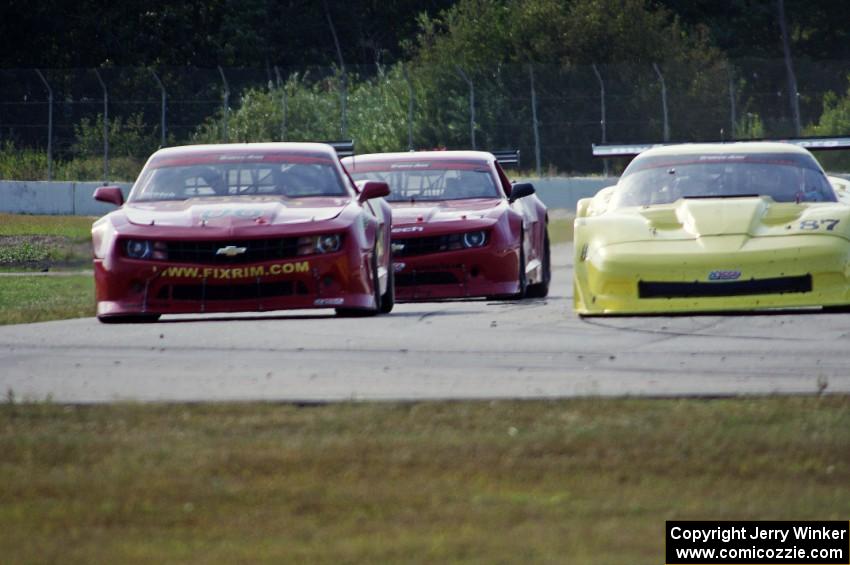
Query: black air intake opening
157,280,308,301
638,274,812,299
395,272,460,286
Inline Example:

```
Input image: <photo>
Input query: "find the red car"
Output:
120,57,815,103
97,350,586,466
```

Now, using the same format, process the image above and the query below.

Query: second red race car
343,151,549,301
92,142,394,322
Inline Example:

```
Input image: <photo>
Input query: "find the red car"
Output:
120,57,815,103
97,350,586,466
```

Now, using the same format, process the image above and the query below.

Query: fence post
403,64,415,151
652,63,670,142
322,0,347,138
34,69,53,181
274,66,287,141
93,69,109,184
528,65,542,177
217,66,230,142
150,70,167,147
456,66,476,150
777,0,801,136
591,64,609,177
339,69,348,138
728,65,736,139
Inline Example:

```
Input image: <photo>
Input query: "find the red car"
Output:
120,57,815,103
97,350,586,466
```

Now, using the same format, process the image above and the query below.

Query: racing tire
525,230,550,298
97,314,161,324
507,235,528,300
379,253,395,314
336,251,382,317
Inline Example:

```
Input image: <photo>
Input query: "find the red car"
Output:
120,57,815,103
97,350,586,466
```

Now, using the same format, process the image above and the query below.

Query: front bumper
392,245,520,300
95,249,376,317
574,235,850,315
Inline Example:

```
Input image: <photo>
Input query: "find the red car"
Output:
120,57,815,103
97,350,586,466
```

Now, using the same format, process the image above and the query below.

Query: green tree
405,0,729,170
73,113,161,159
192,67,420,154
804,79,850,171
193,0,733,171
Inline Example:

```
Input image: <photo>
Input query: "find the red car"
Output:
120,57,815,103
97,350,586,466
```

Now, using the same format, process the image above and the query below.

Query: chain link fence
1,59,848,181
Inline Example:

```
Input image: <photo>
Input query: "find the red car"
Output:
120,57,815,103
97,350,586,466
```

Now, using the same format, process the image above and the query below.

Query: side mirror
94,186,124,207
357,180,391,203
576,198,592,218
509,182,535,203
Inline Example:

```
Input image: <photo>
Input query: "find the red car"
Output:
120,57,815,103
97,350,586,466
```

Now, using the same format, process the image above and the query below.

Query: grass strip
0,213,95,240
0,397,846,564
0,275,94,325
548,214,574,244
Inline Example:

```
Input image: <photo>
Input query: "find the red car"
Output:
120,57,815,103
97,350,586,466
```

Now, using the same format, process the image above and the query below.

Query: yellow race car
574,142,850,315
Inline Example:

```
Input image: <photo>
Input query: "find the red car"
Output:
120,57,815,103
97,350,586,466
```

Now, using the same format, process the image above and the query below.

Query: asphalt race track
2,243,849,403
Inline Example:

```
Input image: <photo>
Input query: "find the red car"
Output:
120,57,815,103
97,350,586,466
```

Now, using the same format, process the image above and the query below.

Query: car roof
342,150,495,167
637,141,812,159
149,142,339,159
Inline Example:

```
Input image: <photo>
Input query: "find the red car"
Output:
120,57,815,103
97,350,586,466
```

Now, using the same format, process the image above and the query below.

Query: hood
581,197,850,246
642,197,781,237
122,196,350,229
390,198,504,225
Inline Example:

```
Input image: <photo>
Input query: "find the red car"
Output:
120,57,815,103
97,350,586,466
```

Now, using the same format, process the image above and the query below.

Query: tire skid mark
578,316,817,342
417,309,449,322
621,317,726,349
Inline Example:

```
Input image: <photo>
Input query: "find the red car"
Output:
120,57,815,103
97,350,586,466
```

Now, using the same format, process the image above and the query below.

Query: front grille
156,280,309,301
166,238,300,264
394,235,455,257
638,274,812,299
396,272,460,286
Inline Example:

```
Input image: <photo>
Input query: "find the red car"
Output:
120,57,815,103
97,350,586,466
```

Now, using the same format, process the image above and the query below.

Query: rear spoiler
592,136,850,158
490,149,521,168
322,140,355,158
592,143,663,158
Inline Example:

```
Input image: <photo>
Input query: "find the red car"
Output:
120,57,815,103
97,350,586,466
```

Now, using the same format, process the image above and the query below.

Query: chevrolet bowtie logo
216,245,248,257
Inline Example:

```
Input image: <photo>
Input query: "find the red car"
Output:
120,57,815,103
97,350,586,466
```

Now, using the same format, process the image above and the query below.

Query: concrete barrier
0,177,613,215
0,181,75,215
516,176,617,209
0,181,132,216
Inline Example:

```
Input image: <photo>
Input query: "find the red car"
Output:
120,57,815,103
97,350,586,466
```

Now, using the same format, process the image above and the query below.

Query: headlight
123,239,167,260
297,234,342,255
317,234,341,253
463,231,487,248
434,231,488,252
125,239,151,259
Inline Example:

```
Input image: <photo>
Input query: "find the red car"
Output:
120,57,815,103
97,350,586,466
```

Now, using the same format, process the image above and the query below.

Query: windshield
131,156,347,202
612,153,836,208
348,162,500,201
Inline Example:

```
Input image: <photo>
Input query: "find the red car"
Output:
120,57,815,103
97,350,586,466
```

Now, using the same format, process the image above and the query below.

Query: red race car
342,151,549,301
92,143,394,323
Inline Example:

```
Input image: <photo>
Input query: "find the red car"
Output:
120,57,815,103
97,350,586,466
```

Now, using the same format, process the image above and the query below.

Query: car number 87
799,219,839,231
